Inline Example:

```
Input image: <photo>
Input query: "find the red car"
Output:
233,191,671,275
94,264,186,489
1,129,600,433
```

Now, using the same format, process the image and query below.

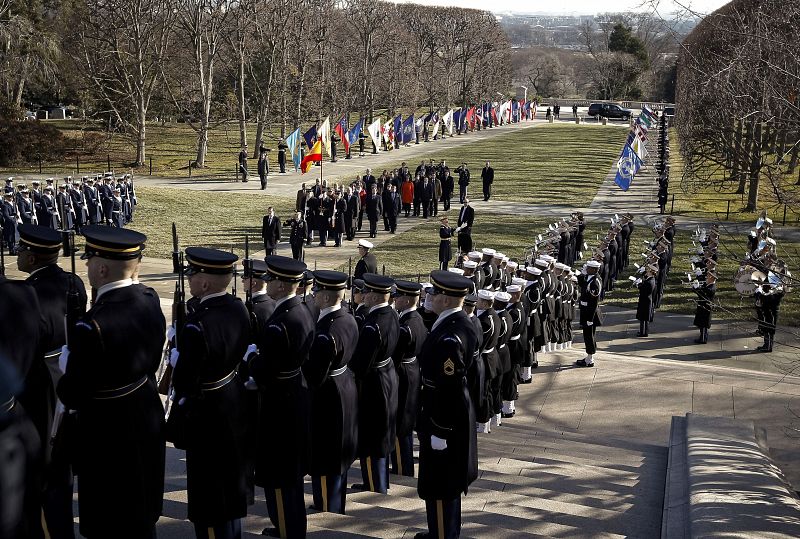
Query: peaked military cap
394,280,422,296
301,269,315,286
18,223,61,254
313,270,347,290
464,293,478,306
243,259,267,278
362,273,394,294
82,225,146,260
185,247,238,275
351,278,365,292
430,269,471,297
263,255,306,282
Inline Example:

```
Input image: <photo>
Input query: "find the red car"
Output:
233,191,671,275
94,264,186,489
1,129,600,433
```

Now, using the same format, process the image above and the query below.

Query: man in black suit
481,161,494,201
261,206,281,256
365,185,382,238
362,168,376,192
387,184,400,234
381,183,393,232
456,199,474,255
420,177,433,219
344,186,359,241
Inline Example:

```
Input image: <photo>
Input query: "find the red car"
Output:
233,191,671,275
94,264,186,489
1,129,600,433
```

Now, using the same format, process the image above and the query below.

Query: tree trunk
745,122,762,212
135,99,146,167
736,122,752,194
238,53,247,150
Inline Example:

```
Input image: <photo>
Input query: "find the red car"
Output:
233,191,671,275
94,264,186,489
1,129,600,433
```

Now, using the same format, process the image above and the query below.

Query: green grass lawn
133,186,295,259
353,123,628,207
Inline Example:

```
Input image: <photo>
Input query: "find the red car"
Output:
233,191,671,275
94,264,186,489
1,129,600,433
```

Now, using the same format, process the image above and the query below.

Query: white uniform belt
276,367,302,380
330,366,348,377
580,301,588,306
482,347,495,354
401,356,417,364
509,335,521,341
44,348,61,359
374,357,392,369
201,369,237,391
498,344,507,349
92,376,148,400
0,397,15,414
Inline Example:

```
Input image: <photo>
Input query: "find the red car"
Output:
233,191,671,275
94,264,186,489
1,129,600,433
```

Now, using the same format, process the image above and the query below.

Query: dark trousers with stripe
359,455,389,494
390,434,414,477
265,479,306,539
194,520,241,539
424,497,461,539
311,472,348,514
582,325,597,355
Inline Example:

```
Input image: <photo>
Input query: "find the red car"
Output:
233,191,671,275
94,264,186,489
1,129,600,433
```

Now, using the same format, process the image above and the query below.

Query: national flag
346,119,363,149
401,115,415,144
524,101,532,120
286,128,301,171
491,106,498,125
303,125,317,150
475,106,483,125
383,118,394,144
641,105,657,123
443,109,454,135
453,109,462,132
300,139,322,174
614,143,643,191
318,116,331,156
430,112,440,137
367,119,382,149
334,116,349,154
465,107,474,129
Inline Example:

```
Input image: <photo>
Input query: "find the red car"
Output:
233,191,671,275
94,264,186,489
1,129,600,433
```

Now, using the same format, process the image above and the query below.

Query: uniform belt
330,366,348,377
276,368,302,380
374,358,392,369
509,335,521,341
401,356,417,364
0,397,15,414
580,301,588,306
92,376,148,400
482,347,495,354
201,369,237,392
498,344,507,349
422,377,437,389
44,348,61,359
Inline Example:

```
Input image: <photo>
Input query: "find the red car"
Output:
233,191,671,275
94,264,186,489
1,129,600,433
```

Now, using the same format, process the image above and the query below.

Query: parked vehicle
587,103,632,121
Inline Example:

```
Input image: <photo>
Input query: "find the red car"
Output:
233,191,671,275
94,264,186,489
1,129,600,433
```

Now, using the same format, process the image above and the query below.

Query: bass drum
734,265,766,296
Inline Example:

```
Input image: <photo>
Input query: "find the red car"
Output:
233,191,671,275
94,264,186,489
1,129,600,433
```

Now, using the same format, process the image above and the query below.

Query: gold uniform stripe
21,238,60,249
436,500,445,539
41,509,51,539
275,488,287,539
84,241,141,253
186,256,235,269
366,456,375,492
208,527,216,539
321,475,328,512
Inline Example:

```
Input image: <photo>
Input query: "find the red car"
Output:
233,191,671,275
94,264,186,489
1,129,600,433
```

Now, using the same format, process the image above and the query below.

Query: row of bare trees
1,0,510,169
675,0,800,212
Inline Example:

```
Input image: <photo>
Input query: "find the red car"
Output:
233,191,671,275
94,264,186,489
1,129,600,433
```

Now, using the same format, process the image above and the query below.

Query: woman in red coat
400,178,414,218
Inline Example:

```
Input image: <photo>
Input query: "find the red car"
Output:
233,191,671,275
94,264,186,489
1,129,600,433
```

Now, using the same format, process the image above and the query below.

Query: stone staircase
155,414,669,538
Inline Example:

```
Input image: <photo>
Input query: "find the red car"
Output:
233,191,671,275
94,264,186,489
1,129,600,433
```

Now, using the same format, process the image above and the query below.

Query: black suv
587,103,631,121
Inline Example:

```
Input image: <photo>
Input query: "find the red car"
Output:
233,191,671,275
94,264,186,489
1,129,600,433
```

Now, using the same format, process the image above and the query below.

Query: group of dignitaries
288,161,486,258
1,174,136,255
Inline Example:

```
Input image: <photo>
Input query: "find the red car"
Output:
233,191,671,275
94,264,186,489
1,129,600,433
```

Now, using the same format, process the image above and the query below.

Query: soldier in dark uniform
16,224,88,538
277,138,288,173
349,273,399,494
756,273,783,353
491,292,512,428
501,283,526,418
56,225,166,539
333,190,348,247
390,281,426,477
522,266,544,379
250,256,315,538
462,292,484,417
635,265,657,337
2,192,19,254
417,284,439,331
283,211,307,261
303,270,359,514
475,289,499,433
258,148,269,190
693,271,716,344
0,278,45,539
415,270,479,539
351,279,369,328
84,179,101,225
17,189,34,225
68,182,86,233
171,247,250,539
353,239,377,280
577,260,603,367
41,186,59,229
238,146,249,182
438,216,459,271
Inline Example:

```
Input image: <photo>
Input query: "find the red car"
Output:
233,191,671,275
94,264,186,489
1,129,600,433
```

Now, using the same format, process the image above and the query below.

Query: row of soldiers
631,216,678,337
0,222,485,539
656,114,670,214
1,175,136,254
687,223,719,344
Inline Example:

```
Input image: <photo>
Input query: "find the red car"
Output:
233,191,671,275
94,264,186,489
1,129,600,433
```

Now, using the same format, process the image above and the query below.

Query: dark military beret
363,273,394,294
313,270,348,290
81,225,146,260
430,269,471,297
263,255,306,282
185,247,238,275
18,224,61,254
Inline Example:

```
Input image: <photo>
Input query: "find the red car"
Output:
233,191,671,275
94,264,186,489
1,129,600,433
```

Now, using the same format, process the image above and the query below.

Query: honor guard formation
0,199,793,539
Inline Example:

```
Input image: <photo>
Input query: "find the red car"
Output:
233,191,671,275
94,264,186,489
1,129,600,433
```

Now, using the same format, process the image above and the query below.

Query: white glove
692,281,700,289
431,435,448,451
243,344,258,363
58,345,70,373
694,268,703,277
244,376,259,390
169,348,180,368
586,321,593,327
166,324,176,341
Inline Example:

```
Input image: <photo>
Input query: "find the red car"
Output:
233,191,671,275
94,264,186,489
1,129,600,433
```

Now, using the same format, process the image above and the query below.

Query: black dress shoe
694,338,707,344
575,359,595,368
531,361,539,369
520,378,533,384
261,527,280,537
350,483,366,491
414,533,431,539
636,332,645,337
501,411,515,418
